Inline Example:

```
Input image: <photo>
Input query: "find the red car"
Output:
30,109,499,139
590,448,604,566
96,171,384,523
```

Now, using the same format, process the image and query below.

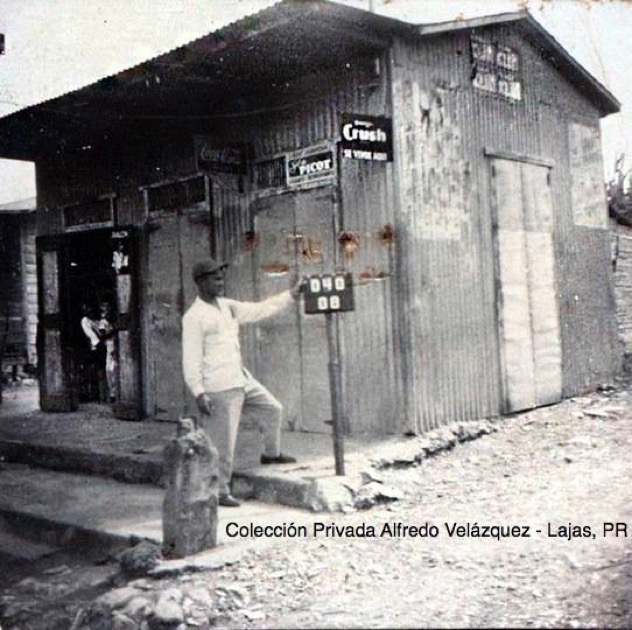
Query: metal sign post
304,273,354,476
325,312,345,476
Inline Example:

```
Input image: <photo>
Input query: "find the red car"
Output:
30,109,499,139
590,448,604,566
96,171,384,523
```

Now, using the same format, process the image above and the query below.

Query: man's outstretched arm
229,279,304,324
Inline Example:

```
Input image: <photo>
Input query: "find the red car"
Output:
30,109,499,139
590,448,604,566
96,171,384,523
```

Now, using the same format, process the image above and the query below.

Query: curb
0,439,332,511
0,439,163,486
0,419,503,516
0,507,142,556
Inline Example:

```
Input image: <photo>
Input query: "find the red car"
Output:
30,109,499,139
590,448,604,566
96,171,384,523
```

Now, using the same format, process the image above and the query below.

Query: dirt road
212,386,632,629
3,382,632,628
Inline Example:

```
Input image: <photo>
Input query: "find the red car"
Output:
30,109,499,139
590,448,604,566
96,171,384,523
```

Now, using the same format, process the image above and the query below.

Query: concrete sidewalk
0,385,395,511
0,383,498,567
0,384,399,565
0,463,316,561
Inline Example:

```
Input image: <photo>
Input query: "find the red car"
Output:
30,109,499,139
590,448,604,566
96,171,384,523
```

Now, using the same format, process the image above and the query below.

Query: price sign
304,273,354,314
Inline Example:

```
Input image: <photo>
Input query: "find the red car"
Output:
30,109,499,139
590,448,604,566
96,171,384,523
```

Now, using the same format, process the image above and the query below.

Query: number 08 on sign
304,273,355,314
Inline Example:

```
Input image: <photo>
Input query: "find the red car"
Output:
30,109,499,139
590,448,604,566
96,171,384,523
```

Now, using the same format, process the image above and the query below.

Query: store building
0,1,620,433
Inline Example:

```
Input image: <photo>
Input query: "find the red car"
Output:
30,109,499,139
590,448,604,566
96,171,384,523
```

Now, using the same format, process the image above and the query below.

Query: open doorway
65,229,117,403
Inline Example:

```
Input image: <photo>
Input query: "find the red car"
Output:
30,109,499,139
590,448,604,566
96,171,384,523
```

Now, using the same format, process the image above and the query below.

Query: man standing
182,258,300,507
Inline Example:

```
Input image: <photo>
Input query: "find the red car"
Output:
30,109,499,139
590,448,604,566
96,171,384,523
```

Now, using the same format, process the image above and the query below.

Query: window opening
63,197,114,231
146,175,206,215
254,156,287,190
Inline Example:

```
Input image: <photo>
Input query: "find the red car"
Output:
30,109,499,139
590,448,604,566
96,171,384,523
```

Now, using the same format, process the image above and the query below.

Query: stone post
162,415,219,557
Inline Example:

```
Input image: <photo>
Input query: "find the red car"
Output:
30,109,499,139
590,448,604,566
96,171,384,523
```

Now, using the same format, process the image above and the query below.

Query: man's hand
196,393,212,415
290,278,306,301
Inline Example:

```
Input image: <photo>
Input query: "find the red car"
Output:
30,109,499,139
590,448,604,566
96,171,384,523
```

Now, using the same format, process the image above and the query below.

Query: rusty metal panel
251,193,305,432
238,58,402,436
338,158,400,434
294,189,337,434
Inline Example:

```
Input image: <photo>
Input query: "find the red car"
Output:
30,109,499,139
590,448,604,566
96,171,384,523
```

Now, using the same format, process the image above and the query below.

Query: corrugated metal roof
0,196,36,213
0,0,414,160
0,1,619,161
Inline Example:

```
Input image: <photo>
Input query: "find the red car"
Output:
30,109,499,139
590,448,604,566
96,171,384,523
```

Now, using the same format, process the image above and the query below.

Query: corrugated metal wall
232,58,403,434
339,158,401,433
34,57,403,432
390,25,620,433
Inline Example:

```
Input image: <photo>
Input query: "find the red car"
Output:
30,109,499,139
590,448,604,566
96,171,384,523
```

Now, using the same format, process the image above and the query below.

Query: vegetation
608,154,632,225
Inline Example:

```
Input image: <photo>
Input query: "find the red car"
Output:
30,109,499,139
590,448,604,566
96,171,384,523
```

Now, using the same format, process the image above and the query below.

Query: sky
0,0,629,204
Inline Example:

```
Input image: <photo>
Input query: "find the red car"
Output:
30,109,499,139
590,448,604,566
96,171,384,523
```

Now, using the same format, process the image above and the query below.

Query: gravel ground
3,381,632,628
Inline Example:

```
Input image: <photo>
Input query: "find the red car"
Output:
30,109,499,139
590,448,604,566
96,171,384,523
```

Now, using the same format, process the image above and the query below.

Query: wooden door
146,210,212,421
254,194,303,431
294,188,335,433
110,227,142,420
36,235,77,411
491,158,562,413
254,188,335,433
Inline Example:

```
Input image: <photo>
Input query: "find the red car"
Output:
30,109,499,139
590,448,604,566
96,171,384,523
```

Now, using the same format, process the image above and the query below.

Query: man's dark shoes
260,453,297,465
219,494,241,507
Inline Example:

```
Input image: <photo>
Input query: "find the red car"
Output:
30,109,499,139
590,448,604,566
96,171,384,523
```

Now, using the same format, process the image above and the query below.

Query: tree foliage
608,154,632,226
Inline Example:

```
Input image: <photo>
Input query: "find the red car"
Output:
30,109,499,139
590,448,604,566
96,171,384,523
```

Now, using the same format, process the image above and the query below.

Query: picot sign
287,146,336,188
304,273,355,315
339,113,393,162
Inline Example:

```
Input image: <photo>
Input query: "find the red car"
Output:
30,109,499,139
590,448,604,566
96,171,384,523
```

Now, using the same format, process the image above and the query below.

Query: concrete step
0,439,351,512
0,463,317,558
0,463,164,551
0,439,163,485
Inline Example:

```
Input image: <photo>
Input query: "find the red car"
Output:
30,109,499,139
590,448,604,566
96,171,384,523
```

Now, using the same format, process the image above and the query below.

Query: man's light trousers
199,373,283,496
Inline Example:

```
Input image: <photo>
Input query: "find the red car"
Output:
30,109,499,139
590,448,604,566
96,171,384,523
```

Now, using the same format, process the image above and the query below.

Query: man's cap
192,258,228,281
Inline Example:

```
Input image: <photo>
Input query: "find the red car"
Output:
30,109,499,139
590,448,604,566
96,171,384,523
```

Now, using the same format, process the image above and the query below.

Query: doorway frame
36,225,142,417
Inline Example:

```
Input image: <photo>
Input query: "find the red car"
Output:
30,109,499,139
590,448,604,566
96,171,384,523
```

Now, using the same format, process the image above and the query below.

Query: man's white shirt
182,291,293,397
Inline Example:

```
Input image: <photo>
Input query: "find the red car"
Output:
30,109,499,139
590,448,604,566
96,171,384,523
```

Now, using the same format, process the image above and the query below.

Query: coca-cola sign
195,136,246,174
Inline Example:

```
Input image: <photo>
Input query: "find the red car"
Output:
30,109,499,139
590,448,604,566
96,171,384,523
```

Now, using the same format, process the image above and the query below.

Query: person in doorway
80,300,117,403
182,258,302,507
80,302,103,401
97,300,118,403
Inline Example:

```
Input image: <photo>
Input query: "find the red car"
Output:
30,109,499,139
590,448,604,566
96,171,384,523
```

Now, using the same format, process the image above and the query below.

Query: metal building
0,197,37,380
0,1,620,434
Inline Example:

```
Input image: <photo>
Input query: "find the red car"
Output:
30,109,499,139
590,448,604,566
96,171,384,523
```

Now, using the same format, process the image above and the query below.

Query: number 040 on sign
304,273,355,314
